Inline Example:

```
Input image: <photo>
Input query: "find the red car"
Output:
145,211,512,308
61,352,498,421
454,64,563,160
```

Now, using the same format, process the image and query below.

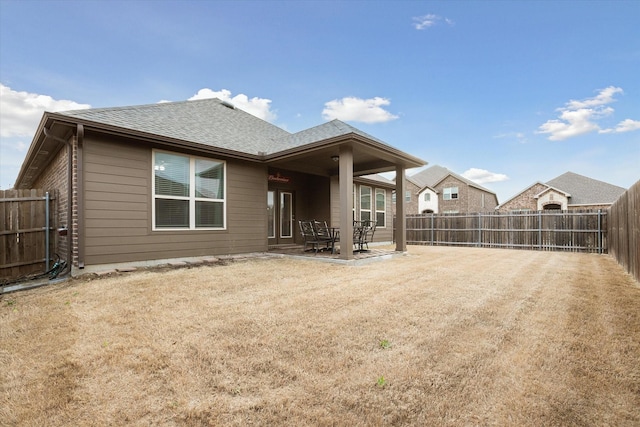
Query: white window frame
279,191,293,238
360,185,372,221
443,186,459,200
375,188,386,228
152,150,226,231
267,191,276,238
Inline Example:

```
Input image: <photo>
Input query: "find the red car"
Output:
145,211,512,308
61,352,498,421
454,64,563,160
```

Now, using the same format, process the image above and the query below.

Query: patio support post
339,145,354,260
395,164,407,252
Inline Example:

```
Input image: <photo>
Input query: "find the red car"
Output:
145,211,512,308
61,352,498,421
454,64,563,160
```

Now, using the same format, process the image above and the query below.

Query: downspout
43,126,73,274
76,124,85,269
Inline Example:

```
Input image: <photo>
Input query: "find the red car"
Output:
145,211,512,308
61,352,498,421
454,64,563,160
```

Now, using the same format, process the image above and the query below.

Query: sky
1,0,638,203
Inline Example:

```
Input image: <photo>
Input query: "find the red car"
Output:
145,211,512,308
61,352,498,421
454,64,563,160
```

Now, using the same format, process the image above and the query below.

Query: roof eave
47,113,265,163
265,132,426,169
14,113,73,188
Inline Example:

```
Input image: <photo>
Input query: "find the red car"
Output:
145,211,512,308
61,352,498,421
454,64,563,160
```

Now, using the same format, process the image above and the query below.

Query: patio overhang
264,133,425,178
265,133,426,260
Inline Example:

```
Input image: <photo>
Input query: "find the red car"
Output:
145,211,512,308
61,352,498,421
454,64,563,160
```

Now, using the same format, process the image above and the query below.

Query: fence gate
1,189,57,283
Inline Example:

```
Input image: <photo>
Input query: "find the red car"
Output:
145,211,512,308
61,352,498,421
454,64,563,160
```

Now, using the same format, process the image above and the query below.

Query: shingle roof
59,98,291,155
545,172,626,204
408,165,496,194
274,120,387,151
58,98,393,156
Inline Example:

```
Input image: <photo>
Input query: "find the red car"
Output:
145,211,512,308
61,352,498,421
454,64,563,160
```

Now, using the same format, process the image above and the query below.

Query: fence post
430,213,434,246
538,210,542,250
597,209,602,254
477,212,482,247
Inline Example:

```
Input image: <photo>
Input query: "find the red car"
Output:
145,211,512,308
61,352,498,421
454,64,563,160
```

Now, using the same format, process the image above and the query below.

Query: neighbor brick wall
393,179,420,216
467,186,499,213
436,176,467,213
498,183,548,212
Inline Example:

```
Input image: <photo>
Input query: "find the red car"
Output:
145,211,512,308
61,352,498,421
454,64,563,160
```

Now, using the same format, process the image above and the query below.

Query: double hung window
153,151,225,230
360,186,372,222
375,188,386,227
443,186,459,200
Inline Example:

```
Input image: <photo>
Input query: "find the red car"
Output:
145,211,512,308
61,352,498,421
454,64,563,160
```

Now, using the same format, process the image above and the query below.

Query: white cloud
606,119,640,134
566,86,622,109
413,14,454,30
0,84,91,138
0,84,91,189
188,88,276,122
322,96,399,123
462,168,509,184
537,86,639,141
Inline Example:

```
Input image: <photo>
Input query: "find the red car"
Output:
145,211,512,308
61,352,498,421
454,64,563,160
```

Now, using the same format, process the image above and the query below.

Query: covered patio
264,120,425,260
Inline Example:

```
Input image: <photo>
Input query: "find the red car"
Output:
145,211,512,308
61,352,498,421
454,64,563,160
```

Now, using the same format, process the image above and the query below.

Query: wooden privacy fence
608,180,639,283
1,189,57,282
406,210,607,253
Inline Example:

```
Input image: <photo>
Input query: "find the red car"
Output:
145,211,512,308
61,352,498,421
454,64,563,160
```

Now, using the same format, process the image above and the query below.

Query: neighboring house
397,165,499,214
14,98,425,273
497,171,626,212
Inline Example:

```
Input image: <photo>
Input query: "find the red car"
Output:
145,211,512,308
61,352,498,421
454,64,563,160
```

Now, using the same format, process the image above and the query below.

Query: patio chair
361,220,376,250
353,220,366,252
353,220,376,252
313,220,339,253
299,220,322,253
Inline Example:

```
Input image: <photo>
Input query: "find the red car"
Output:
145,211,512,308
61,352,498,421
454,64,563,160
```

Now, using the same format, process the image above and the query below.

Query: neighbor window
405,190,411,202
375,188,386,227
424,193,431,202
153,151,225,229
360,185,372,221
443,186,459,200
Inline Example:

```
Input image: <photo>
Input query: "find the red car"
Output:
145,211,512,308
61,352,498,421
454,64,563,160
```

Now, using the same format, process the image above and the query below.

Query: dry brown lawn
1,246,639,426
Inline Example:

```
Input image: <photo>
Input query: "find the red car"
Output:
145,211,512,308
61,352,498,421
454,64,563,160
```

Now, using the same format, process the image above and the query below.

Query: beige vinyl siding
375,188,394,243
329,177,394,243
82,135,268,266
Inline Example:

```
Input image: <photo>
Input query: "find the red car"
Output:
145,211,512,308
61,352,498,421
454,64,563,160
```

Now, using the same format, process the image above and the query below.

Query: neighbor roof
545,172,626,205
408,165,496,195
497,171,627,208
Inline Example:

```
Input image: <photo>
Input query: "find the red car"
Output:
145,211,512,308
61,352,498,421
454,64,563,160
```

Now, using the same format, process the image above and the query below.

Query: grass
1,246,639,426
